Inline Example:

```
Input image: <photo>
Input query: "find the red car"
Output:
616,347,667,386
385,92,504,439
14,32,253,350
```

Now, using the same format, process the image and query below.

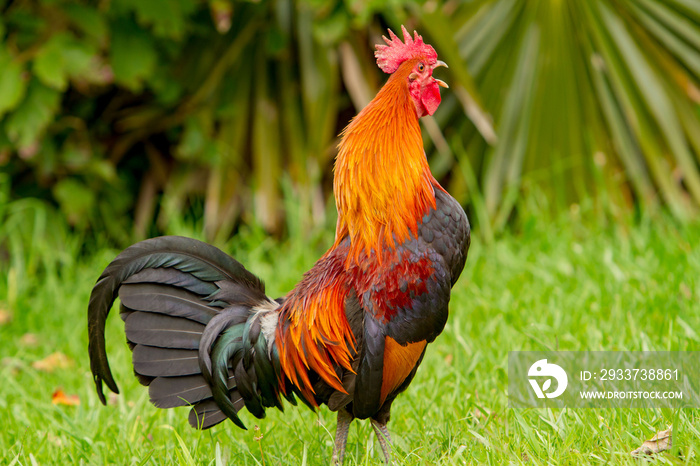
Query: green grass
1,209,699,465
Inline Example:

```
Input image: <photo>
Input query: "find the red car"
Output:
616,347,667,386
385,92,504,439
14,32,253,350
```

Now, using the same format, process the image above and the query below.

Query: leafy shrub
1,0,700,249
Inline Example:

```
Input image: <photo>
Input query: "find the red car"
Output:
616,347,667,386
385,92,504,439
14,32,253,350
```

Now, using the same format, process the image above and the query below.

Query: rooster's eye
418,63,425,72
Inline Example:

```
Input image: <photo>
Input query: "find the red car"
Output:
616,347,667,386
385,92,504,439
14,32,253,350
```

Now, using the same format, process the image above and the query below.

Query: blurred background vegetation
1,0,700,256
2,2,700,462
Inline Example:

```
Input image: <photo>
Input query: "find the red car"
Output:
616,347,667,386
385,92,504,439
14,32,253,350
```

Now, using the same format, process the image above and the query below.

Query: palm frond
417,0,700,231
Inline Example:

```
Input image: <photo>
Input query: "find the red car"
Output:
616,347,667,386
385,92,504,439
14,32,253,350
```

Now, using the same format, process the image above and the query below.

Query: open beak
435,79,449,89
433,60,449,88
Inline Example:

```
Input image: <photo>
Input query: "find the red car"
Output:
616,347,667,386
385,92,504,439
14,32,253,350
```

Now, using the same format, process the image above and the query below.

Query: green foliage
0,48,26,118
33,32,96,91
417,0,700,236
110,17,159,91
1,0,700,247
2,0,360,246
6,79,61,150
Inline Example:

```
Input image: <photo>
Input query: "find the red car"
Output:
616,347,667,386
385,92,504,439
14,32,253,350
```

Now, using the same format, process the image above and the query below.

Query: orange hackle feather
277,34,439,403
334,57,437,264
277,244,356,403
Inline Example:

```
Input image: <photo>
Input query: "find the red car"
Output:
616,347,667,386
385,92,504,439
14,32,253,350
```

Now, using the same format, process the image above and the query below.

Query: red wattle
421,81,442,116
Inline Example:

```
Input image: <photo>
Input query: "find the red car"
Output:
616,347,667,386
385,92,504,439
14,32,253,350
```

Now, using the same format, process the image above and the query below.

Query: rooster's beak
435,79,449,89
433,61,449,88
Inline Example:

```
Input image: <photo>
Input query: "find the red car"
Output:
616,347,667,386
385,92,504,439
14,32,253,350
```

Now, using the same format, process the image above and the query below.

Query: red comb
374,25,438,74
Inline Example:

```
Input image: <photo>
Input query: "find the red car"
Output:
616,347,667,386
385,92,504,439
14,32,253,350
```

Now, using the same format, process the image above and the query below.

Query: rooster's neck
333,68,436,262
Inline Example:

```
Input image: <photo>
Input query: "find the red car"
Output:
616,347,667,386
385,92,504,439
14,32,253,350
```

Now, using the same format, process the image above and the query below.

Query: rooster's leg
332,408,353,465
371,419,392,464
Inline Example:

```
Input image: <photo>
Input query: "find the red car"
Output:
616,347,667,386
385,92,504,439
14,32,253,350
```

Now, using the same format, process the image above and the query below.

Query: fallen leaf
20,333,39,346
474,405,491,420
108,392,119,406
32,352,74,372
631,427,672,456
47,431,64,447
2,357,23,376
472,389,498,421
52,388,80,406
680,282,692,300
0,308,12,325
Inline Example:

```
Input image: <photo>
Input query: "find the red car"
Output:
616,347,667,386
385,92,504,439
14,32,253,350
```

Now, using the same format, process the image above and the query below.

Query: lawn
1,208,699,465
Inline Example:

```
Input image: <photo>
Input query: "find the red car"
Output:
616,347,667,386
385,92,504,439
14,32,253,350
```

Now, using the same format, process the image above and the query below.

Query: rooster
88,26,470,464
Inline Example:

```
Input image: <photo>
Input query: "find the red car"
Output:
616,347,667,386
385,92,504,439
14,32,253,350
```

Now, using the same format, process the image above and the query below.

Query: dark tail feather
87,235,292,431
124,268,218,296
88,236,265,404
124,312,204,349
149,374,236,408
119,283,219,324
189,396,245,429
132,346,201,377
